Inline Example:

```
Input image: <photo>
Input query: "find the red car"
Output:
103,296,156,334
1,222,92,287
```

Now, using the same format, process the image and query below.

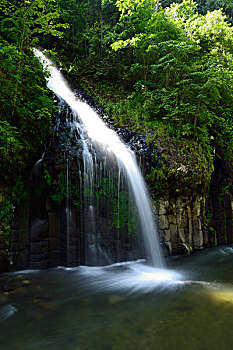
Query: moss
75,79,215,200
214,230,218,246
146,136,214,198
224,212,228,244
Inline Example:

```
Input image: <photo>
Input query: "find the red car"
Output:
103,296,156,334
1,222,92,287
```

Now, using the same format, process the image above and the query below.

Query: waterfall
34,49,164,268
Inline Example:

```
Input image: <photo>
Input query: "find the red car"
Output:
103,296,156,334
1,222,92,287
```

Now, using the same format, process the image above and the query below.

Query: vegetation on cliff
0,0,65,241
0,0,68,182
40,0,233,197
1,0,233,228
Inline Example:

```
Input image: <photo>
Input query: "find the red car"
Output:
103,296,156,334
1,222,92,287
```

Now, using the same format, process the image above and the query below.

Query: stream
1,245,233,349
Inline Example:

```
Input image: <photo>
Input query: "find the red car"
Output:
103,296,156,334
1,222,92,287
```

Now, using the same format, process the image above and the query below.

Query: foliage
0,0,68,252
2,0,233,211
160,0,233,23
0,178,27,240
44,166,82,206
146,136,214,197
0,0,66,184
71,1,233,168
44,163,138,232
94,175,138,232
37,0,233,196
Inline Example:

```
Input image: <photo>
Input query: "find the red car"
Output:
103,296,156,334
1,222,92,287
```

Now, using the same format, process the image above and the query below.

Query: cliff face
157,196,206,254
207,154,233,246
7,154,232,272
151,141,233,255
157,191,232,255
0,95,232,272
8,100,143,271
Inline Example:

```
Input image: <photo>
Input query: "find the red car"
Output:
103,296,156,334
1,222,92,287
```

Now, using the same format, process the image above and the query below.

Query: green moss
44,166,81,206
214,230,218,246
95,175,138,233
78,80,214,199
147,137,214,198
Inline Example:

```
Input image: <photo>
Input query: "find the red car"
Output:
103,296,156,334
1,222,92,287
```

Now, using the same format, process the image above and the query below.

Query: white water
78,261,182,293
34,49,164,268
0,305,18,323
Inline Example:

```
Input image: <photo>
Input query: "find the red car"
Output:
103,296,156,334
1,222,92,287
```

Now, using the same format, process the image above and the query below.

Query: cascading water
34,49,164,268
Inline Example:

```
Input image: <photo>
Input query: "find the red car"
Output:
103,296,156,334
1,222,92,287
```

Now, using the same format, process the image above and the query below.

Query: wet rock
0,294,8,302
34,299,57,311
29,261,48,269
30,219,48,242
8,287,28,295
157,196,207,254
22,280,30,285
108,295,124,304
10,230,20,243
30,241,48,255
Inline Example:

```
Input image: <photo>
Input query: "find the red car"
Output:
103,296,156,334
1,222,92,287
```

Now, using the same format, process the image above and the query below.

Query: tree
0,0,67,182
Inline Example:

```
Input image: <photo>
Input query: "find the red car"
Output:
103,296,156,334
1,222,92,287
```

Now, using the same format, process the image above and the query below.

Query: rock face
157,196,206,254
8,199,30,270
9,98,142,270
8,154,233,272
207,154,233,246
155,152,233,255
0,233,9,273
1,92,232,272
0,191,10,272
9,170,142,270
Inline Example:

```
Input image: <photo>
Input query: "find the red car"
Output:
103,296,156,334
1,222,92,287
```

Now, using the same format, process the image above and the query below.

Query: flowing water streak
66,157,71,264
34,49,164,268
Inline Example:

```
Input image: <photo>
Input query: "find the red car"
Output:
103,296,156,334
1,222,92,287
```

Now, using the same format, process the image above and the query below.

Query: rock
30,242,48,255
157,196,206,254
29,261,48,269
108,295,123,304
8,287,28,295
22,280,30,285
30,219,48,242
34,299,57,311
159,215,169,230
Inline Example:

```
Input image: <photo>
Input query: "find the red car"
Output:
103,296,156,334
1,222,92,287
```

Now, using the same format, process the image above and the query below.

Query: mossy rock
147,136,214,198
